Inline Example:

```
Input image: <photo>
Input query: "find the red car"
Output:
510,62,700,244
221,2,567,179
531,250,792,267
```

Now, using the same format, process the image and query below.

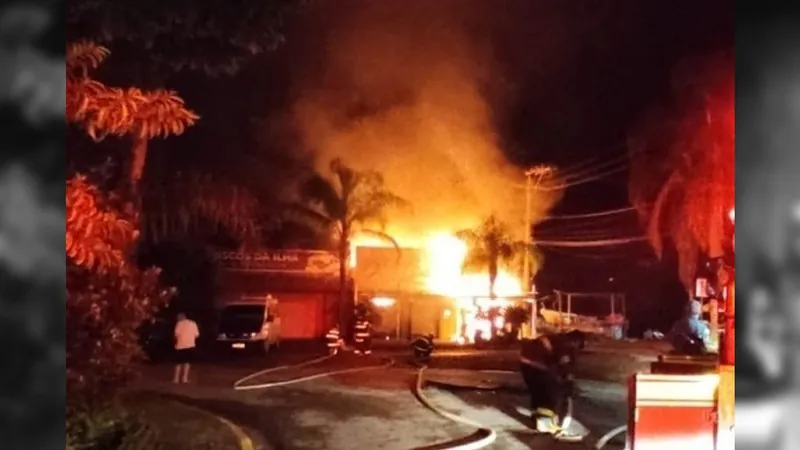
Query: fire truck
618,209,738,450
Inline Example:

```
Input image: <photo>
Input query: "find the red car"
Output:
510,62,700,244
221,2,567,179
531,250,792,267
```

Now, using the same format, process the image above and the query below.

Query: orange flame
351,231,523,298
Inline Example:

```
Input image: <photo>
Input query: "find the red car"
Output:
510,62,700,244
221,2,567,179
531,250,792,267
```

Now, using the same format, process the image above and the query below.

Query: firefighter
412,332,435,363
519,331,585,441
667,299,711,355
325,325,343,355
353,305,373,356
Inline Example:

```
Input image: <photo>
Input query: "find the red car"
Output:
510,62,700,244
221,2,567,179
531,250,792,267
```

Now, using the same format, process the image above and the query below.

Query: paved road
135,349,630,449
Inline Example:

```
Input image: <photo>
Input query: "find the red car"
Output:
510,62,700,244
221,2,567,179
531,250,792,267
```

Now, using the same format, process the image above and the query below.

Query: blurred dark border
735,0,800,391
0,0,66,448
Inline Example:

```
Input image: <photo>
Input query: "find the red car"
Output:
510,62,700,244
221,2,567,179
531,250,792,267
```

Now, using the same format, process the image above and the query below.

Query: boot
533,408,560,434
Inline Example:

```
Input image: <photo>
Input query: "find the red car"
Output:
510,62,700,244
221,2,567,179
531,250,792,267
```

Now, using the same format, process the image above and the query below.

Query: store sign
214,250,340,275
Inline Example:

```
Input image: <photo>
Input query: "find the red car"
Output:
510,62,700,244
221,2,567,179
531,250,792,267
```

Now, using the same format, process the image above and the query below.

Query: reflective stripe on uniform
355,333,369,338
327,343,340,347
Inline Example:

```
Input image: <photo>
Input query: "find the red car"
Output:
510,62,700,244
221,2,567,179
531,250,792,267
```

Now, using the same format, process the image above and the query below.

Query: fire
351,231,523,298
423,233,523,297
351,230,525,343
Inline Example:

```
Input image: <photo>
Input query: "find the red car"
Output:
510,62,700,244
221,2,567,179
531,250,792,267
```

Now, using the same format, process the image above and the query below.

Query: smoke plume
289,1,560,242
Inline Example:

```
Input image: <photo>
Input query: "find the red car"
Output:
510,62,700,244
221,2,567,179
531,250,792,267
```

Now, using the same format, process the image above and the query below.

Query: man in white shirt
173,312,200,384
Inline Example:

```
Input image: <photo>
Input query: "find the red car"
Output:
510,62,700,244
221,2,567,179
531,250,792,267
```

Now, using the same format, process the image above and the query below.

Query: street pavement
133,346,633,449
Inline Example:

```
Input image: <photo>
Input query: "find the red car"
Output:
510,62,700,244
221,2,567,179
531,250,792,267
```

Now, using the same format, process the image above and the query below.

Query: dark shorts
175,348,195,364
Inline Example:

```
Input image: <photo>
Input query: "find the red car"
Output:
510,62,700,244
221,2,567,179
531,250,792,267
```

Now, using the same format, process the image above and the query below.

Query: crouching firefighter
412,333,435,363
326,325,343,355
519,331,586,442
353,305,373,356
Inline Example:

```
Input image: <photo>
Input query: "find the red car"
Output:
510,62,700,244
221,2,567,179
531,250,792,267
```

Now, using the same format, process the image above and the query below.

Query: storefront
213,250,344,339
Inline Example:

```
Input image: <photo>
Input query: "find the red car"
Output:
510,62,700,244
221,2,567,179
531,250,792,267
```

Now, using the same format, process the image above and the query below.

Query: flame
423,233,523,297
351,230,525,343
351,231,523,298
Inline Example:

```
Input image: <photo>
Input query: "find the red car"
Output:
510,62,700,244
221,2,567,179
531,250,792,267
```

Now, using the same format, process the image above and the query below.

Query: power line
556,153,629,182
544,205,638,220
543,245,651,260
535,236,649,247
537,164,628,191
552,143,628,178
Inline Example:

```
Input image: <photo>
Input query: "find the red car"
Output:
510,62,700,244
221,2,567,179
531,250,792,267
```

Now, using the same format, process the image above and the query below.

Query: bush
66,175,175,411
66,403,151,450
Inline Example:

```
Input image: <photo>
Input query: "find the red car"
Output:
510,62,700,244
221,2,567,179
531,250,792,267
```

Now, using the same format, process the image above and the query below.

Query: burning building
352,231,534,343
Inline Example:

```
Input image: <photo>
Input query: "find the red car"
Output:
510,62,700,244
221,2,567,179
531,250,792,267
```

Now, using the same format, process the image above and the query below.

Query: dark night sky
165,0,732,213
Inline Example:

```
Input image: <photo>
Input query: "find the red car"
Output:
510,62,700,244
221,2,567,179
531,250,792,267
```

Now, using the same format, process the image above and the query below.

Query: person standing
326,325,343,355
353,306,372,356
173,312,199,384
667,299,711,355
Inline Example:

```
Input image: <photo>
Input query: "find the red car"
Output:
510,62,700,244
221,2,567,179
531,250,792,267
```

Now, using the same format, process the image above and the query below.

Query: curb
167,400,255,450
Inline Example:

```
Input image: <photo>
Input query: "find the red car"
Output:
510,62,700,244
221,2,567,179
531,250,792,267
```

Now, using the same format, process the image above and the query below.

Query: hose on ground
594,425,627,449
233,354,333,389
412,365,497,450
233,355,394,391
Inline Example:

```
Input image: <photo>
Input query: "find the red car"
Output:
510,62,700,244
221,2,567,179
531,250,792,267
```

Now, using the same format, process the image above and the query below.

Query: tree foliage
294,158,408,325
456,215,540,298
66,172,175,409
66,174,136,272
628,50,734,290
67,41,199,188
67,0,306,77
141,171,261,243
67,41,199,142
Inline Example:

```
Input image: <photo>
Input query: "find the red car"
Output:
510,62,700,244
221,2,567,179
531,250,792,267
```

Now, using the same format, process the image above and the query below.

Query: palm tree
628,50,733,291
293,158,408,327
456,215,540,338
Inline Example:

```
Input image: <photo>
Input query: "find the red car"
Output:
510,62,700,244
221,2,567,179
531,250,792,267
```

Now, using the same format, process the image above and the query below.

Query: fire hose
412,365,497,450
233,354,394,391
593,425,627,449
233,355,497,450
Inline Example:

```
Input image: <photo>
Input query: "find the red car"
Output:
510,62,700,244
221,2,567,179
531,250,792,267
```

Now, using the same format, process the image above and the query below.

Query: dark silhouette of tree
293,158,407,327
628,50,734,290
456,215,538,299
456,215,539,337
67,0,307,78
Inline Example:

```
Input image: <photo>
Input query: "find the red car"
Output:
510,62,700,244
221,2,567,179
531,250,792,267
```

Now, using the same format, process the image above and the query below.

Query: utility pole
523,164,553,338
523,165,554,287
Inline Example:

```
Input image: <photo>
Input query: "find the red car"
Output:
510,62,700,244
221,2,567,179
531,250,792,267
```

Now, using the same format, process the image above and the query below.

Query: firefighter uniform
412,333,435,361
519,332,582,437
326,326,342,355
353,318,372,355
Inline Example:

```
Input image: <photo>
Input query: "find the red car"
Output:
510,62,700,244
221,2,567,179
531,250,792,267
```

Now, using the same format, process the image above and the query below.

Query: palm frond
301,174,343,220
282,204,335,233
357,229,402,262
